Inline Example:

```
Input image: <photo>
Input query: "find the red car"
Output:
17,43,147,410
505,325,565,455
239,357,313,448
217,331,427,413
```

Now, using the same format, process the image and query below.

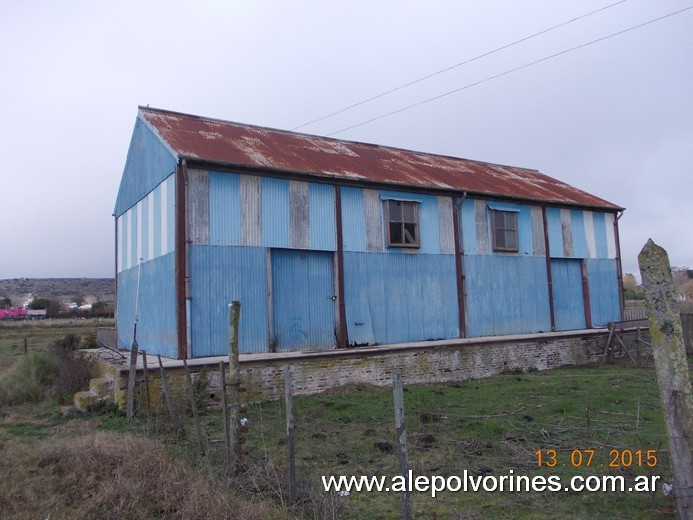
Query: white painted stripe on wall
147,191,155,261
583,211,596,259
129,208,136,270
605,213,616,258
136,201,143,265
160,179,168,255
560,208,573,257
116,215,123,272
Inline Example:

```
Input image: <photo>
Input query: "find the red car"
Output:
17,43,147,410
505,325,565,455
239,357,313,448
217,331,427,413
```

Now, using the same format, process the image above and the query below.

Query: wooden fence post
157,354,181,437
141,351,152,429
284,366,296,503
393,372,412,520
220,362,232,469
183,359,206,457
639,239,693,519
126,339,138,418
227,301,242,477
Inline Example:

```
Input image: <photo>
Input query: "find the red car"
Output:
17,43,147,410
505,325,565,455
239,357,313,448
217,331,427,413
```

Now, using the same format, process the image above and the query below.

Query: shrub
0,351,59,405
0,333,95,406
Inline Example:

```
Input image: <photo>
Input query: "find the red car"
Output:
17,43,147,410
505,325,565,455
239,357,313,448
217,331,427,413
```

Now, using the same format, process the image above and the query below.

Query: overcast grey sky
1,0,691,281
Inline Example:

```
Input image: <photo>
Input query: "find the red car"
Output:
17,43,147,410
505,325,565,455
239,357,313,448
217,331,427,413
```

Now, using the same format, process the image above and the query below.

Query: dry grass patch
0,431,284,520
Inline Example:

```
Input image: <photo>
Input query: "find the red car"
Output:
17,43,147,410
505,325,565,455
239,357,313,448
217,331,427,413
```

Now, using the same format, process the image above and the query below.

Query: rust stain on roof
139,106,621,210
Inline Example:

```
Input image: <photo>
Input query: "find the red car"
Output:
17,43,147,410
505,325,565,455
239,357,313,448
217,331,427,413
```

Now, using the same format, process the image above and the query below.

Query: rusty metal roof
139,106,621,210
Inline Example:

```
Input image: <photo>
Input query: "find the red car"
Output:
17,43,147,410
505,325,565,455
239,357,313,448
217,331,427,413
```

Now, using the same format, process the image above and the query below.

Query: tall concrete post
639,239,693,519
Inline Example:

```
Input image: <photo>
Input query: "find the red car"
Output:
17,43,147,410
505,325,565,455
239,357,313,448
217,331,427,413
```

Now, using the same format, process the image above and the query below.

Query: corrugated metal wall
116,174,175,272
189,245,269,356
116,253,177,357
271,249,336,351
114,116,178,218
586,258,621,326
545,207,616,259
343,252,459,345
464,255,551,337
550,259,587,330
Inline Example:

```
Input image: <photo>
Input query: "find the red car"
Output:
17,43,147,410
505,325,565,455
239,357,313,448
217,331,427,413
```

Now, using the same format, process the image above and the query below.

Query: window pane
505,230,517,250
495,211,506,229
403,223,417,245
506,212,517,231
390,222,403,244
403,202,416,222
495,228,506,249
389,201,402,221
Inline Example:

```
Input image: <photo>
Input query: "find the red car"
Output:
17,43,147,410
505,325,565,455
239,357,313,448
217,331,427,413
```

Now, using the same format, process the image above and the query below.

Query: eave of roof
138,106,623,211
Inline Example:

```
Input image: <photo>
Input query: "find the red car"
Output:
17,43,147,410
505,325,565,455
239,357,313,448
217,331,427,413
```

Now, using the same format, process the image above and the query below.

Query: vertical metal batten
581,259,592,328
542,206,556,332
334,185,348,348
114,217,119,349
614,211,625,319
452,194,466,338
266,248,275,352
175,160,188,359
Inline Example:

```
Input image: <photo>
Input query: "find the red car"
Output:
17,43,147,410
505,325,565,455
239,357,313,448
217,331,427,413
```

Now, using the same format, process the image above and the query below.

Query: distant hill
0,278,115,308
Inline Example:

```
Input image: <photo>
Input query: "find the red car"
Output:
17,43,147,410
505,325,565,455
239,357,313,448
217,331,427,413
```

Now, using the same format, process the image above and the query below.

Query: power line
292,0,630,131
326,5,693,137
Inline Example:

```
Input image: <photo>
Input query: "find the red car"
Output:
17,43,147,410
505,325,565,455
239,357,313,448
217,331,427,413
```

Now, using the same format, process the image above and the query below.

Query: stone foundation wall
101,328,652,410
238,329,650,402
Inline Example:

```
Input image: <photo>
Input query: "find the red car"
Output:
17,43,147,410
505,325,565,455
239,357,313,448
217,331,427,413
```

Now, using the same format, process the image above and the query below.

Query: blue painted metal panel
593,212,608,259
309,183,336,251
464,255,551,337
417,194,439,254
550,258,586,330
546,207,564,258
209,172,241,245
570,210,587,258
115,117,178,217
517,204,533,256
343,252,458,345
272,249,335,350
460,198,477,255
341,187,366,252
262,177,290,248
116,252,177,358
587,258,621,326
189,245,269,355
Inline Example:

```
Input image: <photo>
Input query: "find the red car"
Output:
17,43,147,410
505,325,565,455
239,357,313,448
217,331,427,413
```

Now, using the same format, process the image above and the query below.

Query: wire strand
326,5,693,137
292,0,630,131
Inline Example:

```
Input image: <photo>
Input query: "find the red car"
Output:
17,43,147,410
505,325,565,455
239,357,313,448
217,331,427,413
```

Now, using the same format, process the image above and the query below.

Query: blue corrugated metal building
114,107,624,359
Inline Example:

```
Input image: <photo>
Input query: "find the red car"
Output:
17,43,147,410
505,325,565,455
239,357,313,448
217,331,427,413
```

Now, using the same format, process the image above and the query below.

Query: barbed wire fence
129,356,678,519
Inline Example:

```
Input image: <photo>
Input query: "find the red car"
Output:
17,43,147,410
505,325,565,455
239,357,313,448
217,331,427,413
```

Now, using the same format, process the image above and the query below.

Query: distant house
26,309,47,320
114,107,624,359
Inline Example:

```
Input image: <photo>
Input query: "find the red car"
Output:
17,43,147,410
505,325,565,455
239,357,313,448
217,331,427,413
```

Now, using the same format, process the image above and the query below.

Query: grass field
0,323,688,519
